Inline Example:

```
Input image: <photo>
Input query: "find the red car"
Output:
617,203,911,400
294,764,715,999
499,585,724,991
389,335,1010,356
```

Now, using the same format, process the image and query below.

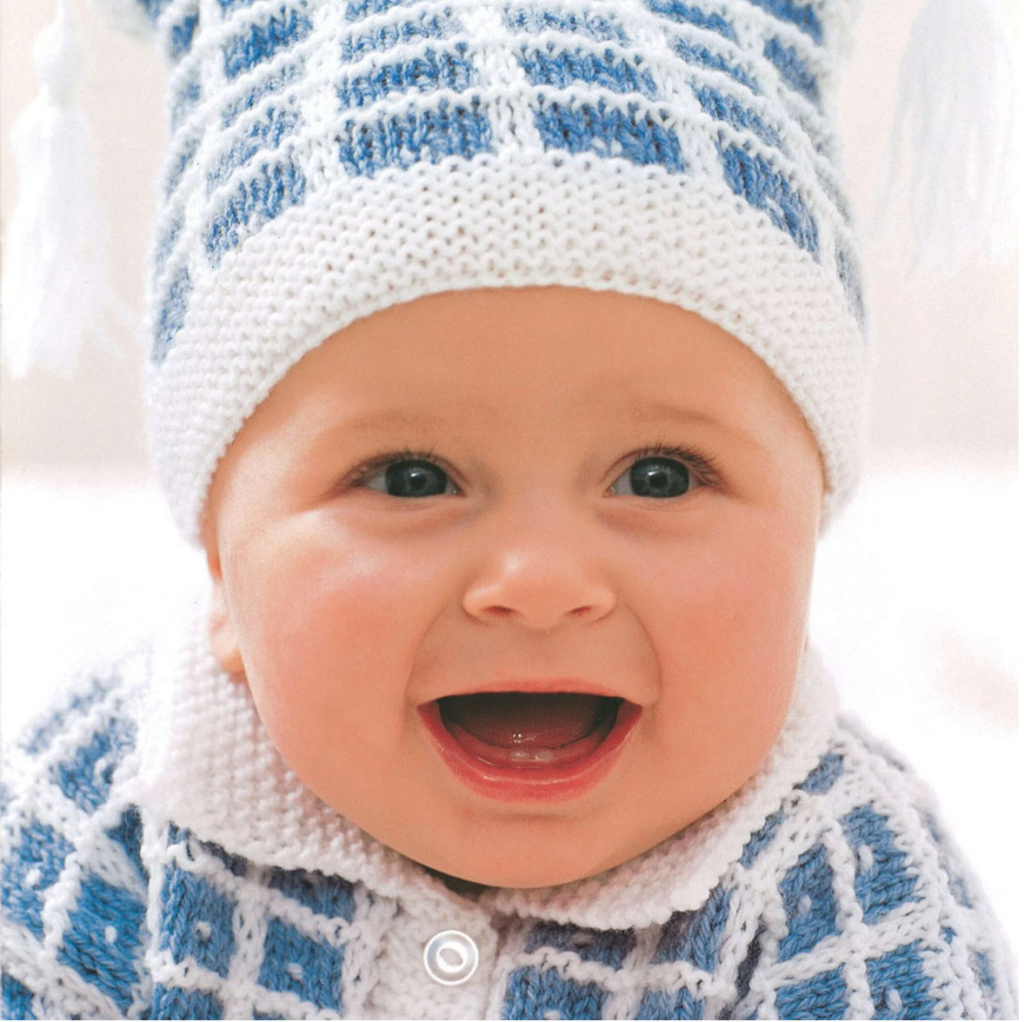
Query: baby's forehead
292,288,765,395
245,288,815,466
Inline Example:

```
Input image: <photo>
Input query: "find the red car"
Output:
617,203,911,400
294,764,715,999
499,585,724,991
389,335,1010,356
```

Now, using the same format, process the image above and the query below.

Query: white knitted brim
149,147,865,544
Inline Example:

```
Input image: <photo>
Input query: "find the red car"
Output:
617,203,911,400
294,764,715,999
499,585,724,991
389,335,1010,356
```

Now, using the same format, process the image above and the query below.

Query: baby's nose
462,529,615,631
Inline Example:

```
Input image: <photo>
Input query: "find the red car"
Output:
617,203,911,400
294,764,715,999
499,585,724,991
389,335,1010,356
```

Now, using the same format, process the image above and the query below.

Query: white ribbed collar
136,591,837,931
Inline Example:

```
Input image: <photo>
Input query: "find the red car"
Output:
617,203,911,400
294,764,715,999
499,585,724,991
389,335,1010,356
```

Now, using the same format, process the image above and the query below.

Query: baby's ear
203,527,246,679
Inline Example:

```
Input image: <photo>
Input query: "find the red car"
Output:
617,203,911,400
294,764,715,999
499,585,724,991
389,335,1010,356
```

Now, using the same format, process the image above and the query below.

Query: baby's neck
424,866,492,900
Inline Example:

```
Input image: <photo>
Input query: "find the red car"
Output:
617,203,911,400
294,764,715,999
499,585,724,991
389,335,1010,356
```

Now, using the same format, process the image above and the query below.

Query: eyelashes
344,448,453,490
341,443,721,498
625,444,722,488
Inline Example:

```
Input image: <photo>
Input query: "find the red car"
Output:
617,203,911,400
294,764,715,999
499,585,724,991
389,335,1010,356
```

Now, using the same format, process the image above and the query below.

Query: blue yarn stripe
971,949,997,996
645,0,737,42
165,136,200,198
160,864,237,978
525,921,636,968
636,988,704,1020
223,6,313,80
504,7,629,44
208,106,302,190
222,62,304,127
718,142,818,254
169,12,199,60
338,46,478,108
154,217,183,276
205,158,307,267
53,718,137,814
671,38,758,93
734,924,765,1003
740,808,784,868
152,985,224,1020
22,676,115,756
141,0,174,25
502,967,607,1021
338,97,493,177
345,0,409,20
518,47,658,98
153,266,193,363
198,837,250,877
0,821,74,939
652,885,732,970
106,807,147,882
841,805,919,923
747,0,823,44
798,750,845,794
58,875,147,1013
267,867,356,921
920,810,975,908
775,966,847,1019
835,245,864,324
1,975,36,1020
341,10,456,62
170,73,202,130
763,36,819,103
778,843,839,960
691,84,781,147
866,941,939,1020
533,98,685,173
257,918,344,1011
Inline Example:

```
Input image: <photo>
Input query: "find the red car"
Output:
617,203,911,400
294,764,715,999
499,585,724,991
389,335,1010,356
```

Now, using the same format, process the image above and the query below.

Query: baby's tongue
439,692,612,749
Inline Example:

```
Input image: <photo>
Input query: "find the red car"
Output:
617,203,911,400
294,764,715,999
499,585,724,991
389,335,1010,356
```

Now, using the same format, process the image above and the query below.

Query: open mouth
439,692,621,767
420,690,640,801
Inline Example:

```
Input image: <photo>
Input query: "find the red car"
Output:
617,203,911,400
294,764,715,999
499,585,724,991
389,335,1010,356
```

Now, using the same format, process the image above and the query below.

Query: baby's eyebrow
297,407,471,462
617,400,763,448
317,408,451,435
619,401,723,429
610,401,770,462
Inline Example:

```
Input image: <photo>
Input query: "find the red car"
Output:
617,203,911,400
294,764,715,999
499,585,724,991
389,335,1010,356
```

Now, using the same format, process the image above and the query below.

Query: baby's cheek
644,520,811,767
230,525,443,749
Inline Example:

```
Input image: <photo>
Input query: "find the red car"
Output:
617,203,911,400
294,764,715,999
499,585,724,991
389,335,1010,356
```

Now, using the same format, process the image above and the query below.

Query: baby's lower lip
419,695,641,802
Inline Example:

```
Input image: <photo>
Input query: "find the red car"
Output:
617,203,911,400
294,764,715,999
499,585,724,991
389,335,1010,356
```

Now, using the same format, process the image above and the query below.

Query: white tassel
875,0,1017,269
1,0,124,379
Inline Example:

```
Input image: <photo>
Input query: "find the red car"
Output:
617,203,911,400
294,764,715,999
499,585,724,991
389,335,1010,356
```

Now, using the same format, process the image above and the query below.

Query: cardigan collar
136,590,837,931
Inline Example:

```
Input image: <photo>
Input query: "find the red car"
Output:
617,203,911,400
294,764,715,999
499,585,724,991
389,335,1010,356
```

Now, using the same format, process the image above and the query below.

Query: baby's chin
420,854,620,892
405,822,678,892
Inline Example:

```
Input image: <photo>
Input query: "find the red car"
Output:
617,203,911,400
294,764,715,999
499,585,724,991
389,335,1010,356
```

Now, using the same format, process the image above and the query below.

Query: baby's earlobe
208,580,246,678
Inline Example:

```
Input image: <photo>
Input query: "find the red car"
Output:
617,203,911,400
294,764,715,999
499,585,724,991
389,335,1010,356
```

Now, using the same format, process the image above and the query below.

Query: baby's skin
202,286,824,890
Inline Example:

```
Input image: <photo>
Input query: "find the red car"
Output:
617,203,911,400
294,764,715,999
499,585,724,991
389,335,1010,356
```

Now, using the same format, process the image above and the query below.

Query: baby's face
205,287,823,888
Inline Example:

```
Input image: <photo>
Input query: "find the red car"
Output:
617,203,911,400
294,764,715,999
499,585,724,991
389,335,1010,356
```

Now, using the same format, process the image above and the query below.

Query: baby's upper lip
420,677,630,704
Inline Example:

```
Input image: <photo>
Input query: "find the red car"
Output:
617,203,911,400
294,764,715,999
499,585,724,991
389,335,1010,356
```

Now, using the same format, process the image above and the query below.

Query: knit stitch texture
94,0,868,541
1,607,1016,1020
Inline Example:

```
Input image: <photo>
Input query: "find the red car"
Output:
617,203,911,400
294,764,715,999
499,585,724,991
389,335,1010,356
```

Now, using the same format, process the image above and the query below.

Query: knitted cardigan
1,600,1016,1021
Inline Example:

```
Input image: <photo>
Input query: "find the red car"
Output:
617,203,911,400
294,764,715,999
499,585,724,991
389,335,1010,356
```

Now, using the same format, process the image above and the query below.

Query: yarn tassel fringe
1,0,128,380
875,0,1018,270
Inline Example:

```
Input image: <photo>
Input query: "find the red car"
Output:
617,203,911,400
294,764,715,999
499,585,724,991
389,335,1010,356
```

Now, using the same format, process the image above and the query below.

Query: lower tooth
509,748,555,763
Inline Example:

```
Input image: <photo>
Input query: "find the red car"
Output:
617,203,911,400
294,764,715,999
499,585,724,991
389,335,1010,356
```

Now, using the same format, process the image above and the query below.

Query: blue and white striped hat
103,0,866,541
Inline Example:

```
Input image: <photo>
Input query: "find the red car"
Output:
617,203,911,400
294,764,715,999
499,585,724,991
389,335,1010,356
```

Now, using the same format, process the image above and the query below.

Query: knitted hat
103,0,867,542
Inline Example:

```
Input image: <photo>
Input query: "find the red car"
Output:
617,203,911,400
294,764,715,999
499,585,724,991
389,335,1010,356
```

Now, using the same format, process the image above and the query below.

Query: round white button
423,929,479,986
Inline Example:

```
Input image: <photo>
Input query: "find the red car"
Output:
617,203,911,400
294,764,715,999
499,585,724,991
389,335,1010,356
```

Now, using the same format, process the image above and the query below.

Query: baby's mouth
420,689,641,800
437,692,623,768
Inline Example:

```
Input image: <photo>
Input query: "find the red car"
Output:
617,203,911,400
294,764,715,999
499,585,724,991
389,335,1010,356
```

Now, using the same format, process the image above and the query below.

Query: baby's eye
363,459,454,498
610,456,694,498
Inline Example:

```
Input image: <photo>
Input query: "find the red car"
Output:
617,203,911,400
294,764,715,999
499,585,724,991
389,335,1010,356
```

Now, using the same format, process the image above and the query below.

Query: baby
1,0,1015,1019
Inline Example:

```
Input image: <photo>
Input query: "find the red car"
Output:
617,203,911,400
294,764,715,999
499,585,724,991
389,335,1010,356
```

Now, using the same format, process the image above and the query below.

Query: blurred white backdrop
1,0,1019,962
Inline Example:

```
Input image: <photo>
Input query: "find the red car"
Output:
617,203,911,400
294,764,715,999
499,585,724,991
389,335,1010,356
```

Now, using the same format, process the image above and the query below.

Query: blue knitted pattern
113,0,865,366
2,662,1015,1018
